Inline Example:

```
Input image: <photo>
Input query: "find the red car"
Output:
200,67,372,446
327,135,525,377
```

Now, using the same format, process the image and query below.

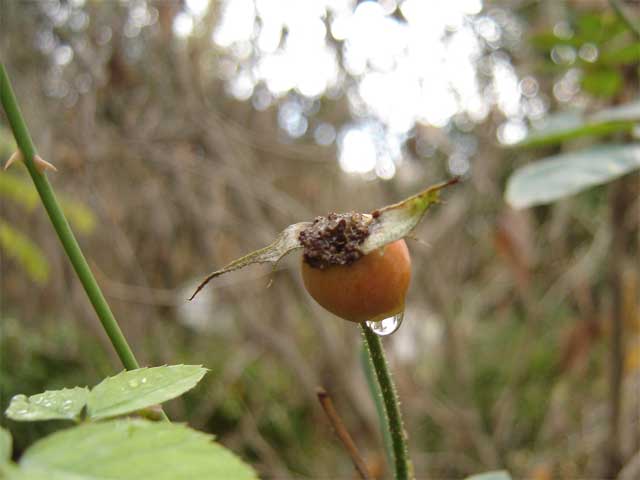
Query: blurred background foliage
0,0,638,479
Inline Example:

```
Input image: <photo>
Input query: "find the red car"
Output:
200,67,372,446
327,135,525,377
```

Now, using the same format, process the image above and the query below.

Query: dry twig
317,388,373,480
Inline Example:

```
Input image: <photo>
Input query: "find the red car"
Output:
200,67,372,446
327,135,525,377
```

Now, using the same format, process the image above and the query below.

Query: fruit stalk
0,64,141,374
361,323,414,480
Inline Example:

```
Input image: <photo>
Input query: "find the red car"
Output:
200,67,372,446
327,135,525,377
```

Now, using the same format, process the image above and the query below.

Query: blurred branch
619,450,640,480
609,0,640,39
317,388,372,480
606,176,634,478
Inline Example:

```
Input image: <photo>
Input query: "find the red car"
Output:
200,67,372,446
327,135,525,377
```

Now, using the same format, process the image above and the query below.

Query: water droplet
34,397,43,404
43,401,53,408
16,409,29,415
140,377,147,384
366,312,404,336
128,379,139,388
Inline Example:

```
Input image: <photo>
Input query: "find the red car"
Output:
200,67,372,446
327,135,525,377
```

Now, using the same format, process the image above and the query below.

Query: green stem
360,345,394,472
0,64,140,372
360,324,414,480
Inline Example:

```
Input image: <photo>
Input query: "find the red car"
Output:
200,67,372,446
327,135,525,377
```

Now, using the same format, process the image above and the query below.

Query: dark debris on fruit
299,212,371,269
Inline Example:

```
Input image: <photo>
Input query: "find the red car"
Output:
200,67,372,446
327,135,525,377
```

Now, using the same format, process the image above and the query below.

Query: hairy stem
360,324,414,480
361,345,394,471
0,64,141,372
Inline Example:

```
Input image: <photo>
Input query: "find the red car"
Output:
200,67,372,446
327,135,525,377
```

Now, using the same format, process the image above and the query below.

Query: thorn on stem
4,150,22,170
34,154,58,173
3,151,57,173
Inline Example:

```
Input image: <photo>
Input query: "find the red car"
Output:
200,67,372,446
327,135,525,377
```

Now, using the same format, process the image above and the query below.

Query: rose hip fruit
301,239,411,323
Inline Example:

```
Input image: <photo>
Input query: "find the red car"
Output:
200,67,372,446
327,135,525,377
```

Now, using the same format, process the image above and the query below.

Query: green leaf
512,100,640,148
590,100,640,123
506,143,640,208
87,365,208,421
530,32,583,50
18,419,257,480
516,111,587,147
0,220,50,284
577,13,605,41
600,43,640,65
0,426,11,463
5,387,89,422
2,463,69,480
465,471,512,480
581,69,623,98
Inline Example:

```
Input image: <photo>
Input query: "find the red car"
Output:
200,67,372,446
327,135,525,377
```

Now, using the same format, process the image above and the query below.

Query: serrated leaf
18,419,257,480
512,101,640,148
0,426,11,463
189,222,311,299
87,365,207,421
361,178,459,253
465,471,512,480
506,143,640,208
5,387,88,422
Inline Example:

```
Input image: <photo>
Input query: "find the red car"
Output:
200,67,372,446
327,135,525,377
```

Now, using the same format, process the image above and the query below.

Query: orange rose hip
301,239,411,323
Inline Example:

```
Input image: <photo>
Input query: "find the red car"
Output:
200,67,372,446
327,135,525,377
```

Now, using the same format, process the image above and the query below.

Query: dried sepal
360,177,459,254
189,221,312,300
189,178,459,300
